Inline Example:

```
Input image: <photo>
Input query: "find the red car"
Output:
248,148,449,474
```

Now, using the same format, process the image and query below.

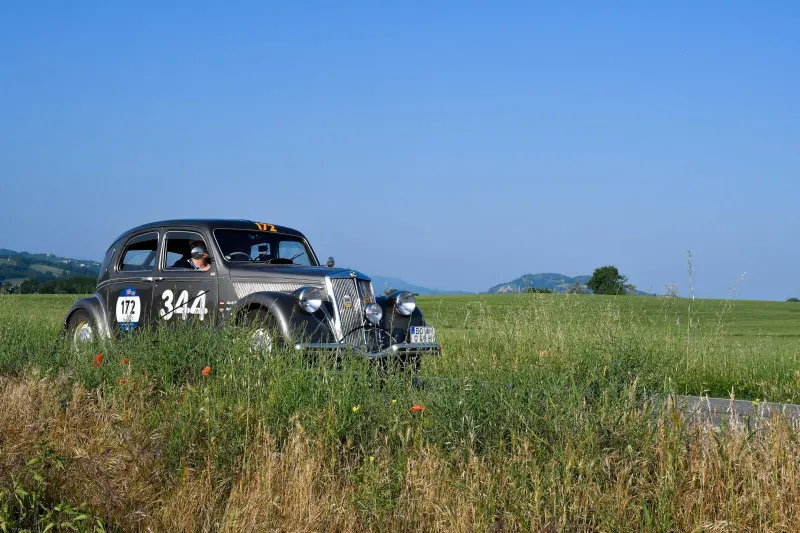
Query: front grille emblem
349,271,357,278
343,295,353,308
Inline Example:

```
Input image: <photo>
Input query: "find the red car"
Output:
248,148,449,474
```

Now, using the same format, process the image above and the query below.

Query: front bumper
294,342,441,359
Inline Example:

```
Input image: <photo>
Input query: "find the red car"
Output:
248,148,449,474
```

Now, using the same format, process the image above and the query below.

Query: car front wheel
243,308,283,354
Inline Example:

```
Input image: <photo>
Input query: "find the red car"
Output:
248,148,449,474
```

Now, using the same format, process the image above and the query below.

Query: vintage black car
64,219,439,361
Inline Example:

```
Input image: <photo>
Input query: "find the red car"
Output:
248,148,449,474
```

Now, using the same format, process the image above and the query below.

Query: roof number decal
255,223,277,232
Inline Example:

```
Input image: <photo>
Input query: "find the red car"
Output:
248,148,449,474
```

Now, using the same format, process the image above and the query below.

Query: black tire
66,309,95,349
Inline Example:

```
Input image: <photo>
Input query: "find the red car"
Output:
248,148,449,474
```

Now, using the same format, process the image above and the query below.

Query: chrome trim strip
232,281,304,299
97,277,145,289
327,270,371,281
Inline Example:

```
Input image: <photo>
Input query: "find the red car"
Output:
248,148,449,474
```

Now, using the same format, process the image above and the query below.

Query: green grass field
1,293,800,531
28,264,67,277
5,292,800,400
422,293,800,401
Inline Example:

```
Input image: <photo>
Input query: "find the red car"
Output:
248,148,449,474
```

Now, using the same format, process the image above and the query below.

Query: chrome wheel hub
75,322,93,344
251,328,273,353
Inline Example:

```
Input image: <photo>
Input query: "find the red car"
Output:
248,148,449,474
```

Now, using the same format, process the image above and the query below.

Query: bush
587,265,633,295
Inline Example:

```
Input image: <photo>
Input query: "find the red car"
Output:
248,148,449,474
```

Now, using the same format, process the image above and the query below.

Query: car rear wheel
67,309,94,349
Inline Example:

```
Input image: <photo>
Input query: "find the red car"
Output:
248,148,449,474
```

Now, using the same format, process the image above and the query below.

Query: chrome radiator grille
328,277,376,344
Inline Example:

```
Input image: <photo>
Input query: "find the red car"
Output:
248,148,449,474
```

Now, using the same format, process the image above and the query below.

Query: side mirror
327,257,335,268
191,247,206,260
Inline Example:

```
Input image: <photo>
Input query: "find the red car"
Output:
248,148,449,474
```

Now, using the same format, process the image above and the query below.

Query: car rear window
118,232,159,272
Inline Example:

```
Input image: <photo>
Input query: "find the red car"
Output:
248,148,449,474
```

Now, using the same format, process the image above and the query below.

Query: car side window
163,231,213,271
118,232,159,272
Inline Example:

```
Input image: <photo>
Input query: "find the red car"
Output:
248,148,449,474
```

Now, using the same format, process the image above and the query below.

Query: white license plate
410,326,436,343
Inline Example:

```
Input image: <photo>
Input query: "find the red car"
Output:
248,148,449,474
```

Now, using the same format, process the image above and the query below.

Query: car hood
226,264,371,285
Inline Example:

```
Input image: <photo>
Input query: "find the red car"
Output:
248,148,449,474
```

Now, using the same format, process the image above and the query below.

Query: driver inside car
172,240,212,271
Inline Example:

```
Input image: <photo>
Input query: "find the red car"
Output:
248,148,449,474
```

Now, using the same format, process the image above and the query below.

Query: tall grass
1,294,800,531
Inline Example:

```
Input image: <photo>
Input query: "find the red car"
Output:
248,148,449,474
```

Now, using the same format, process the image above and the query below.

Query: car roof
113,219,307,243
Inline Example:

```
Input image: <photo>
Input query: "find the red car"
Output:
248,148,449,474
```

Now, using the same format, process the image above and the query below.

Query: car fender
64,294,111,340
376,296,426,344
233,291,337,344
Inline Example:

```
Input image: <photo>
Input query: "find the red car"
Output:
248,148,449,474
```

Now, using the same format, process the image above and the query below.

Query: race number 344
160,289,208,320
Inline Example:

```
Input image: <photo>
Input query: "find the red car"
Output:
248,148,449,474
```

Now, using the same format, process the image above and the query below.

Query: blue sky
1,2,798,299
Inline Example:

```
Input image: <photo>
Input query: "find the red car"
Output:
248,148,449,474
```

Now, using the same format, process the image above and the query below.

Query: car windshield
213,229,315,266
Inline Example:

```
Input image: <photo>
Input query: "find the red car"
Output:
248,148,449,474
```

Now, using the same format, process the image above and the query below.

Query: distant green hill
370,275,469,296
487,273,654,296
0,249,100,285
487,273,591,294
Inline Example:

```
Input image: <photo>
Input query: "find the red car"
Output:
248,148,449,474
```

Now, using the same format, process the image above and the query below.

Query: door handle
141,277,165,282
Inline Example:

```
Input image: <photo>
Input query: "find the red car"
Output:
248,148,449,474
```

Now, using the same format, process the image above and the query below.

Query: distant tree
788,297,800,303
19,279,39,294
525,287,553,294
586,266,632,295
567,281,586,295
39,280,56,293
1,276,95,295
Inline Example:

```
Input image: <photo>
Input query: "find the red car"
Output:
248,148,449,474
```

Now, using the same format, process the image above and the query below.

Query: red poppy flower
411,404,424,413
93,354,103,367
202,365,211,377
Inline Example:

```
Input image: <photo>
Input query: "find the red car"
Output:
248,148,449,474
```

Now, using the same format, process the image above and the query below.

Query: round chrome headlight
364,302,383,325
393,290,416,316
295,286,322,313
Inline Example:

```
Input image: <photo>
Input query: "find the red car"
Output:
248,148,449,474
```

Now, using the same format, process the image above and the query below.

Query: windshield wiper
263,252,306,264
